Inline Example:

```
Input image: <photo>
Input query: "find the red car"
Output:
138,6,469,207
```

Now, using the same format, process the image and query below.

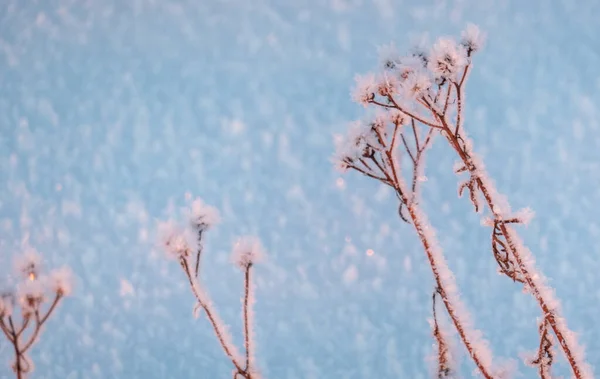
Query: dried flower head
378,43,401,71
389,109,408,126
49,266,74,296
14,249,42,281
158,221,192,259
17,280,45,314
188,198,220,231
231,236,264,270
351,73,377,106
428,37,467,78
461,23,485,55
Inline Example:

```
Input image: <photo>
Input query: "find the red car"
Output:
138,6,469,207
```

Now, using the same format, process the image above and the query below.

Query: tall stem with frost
335,110,496,378
355,25,591,378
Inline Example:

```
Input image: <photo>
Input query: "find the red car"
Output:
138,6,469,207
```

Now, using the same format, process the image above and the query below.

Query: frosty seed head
231,236,264,270
14,249,42,281
49,266,74,296
428,37,467,79
158,221,192,259
351,73,377,106
188,198,221,231
461,24,486,55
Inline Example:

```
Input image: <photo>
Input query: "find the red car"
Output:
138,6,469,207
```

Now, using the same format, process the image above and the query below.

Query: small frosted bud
188,198,220,231
49,266,74,296
17,280,45,314
14,249,42,281
158,221,191,259
231,236,264,270
378,43,401,70
428,37,467,78
461,24,486,54
351,73,377,106
389,109,408,126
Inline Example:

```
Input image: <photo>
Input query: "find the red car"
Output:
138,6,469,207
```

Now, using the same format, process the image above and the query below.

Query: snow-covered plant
0,248,73,379
158,198,263,379
347,23,592,378
334,71,496,377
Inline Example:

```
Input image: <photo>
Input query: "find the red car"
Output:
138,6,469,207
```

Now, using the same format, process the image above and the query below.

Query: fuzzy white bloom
17,279,45,314
332,121,370,172
158,221,192,259
351,73,377,106
0,295,13,317
188,198,220,230
14,249,42,280
401,69,431,98
49,266,74,296
428,37,467,78
461,23,485,54
376,72,399,97
231,236,264,269
389,109,409,126
378,43,401,70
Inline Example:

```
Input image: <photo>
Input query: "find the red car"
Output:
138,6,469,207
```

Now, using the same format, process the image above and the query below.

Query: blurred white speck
335,177,346,189
120,279,135,297
366,249,374,256
403,256,412,272
343,265,358,284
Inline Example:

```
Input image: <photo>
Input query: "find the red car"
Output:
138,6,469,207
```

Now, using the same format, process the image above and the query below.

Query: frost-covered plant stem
335,115,495,377
353,26,591,378
179,257,245,374
160,202,263,379
425,64,590,379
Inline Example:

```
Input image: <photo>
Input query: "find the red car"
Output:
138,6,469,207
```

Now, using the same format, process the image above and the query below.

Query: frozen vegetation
1,1,600,378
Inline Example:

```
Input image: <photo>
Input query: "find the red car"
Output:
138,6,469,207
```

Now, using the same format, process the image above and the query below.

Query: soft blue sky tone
1,0,600,378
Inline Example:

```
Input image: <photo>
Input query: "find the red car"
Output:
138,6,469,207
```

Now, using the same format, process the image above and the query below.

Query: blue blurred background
1,0,599,377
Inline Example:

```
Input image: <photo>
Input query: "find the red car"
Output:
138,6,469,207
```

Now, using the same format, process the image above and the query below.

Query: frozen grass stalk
346,23,592,378
0,249,72,379
158,199,263,379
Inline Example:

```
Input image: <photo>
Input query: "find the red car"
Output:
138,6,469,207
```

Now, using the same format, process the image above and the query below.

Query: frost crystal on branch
232,236,264,270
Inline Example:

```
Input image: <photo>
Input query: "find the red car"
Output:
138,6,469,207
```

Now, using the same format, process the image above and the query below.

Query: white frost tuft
49,266,74,296
231,236,264,269
461,23,486,54
428,37,467,79
158,220,192,259
14,248,42,279
351,73,377,106
188,198,221,230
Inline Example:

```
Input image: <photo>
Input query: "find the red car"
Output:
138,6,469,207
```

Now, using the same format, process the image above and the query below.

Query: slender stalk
436,109,589,379
180,258,244,374
8,317,23,379
243,264,252,375
405,201,494,379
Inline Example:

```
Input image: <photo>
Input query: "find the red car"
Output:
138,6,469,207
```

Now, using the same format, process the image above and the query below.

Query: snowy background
1,0,600,378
